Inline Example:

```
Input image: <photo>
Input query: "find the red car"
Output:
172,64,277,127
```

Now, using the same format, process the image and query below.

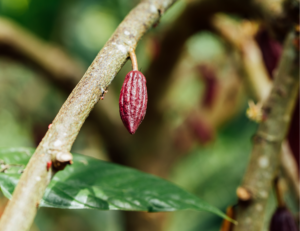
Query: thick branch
0,1,177,230
233,31,299,231
212,15,272,102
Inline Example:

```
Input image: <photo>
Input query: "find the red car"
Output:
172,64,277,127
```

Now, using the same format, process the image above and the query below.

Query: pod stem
274,177,285,207
129,49,138,71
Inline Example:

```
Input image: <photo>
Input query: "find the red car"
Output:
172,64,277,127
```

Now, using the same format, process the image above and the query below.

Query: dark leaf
270,207,298,231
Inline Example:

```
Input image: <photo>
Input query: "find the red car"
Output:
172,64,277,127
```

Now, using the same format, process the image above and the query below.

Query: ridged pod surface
119,70,148,134
269,207,298,231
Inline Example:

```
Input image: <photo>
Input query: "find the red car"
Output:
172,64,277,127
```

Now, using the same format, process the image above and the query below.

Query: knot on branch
53,151,73,170
255,132,283,143
237,187,252,201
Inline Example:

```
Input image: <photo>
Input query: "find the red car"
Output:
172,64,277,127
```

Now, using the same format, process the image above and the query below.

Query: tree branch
0,17,85,86
212,15,272,102
233,31,299,231
0,1,177,230
213,13,300,203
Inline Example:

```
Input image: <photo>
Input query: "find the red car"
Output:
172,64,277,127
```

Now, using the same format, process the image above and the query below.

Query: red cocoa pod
197,65,218,108
119,70,148,134
255,29,282,78
187,116,214,144
269,207,298,231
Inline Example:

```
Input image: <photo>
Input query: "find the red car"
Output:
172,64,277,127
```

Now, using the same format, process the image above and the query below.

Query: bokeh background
0,0,298,231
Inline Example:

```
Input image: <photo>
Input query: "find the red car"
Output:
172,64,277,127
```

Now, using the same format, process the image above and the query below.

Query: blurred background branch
233,30,299,231
0,17,84,87
0,16,123,127
212,13,300,205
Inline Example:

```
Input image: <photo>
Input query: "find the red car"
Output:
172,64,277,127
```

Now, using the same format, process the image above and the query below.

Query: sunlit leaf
0,147,232,221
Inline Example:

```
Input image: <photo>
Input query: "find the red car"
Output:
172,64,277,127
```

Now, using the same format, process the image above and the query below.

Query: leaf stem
274,177,285,207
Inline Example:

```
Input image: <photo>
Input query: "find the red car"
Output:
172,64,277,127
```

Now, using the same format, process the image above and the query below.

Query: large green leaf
0,147,231,221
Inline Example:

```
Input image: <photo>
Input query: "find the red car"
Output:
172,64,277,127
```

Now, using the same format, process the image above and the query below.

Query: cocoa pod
255,29,282,78
197,65,218,108
187,116,214,144
119,70,148,134
269,207,298,231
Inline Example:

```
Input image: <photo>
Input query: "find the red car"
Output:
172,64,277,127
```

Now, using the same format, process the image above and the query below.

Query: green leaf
0,147,233,221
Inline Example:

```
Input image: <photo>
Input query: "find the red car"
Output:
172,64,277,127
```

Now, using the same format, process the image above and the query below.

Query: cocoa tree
0,0,298,231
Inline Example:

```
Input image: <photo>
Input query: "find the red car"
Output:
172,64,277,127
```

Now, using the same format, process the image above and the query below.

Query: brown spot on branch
237,187,252,201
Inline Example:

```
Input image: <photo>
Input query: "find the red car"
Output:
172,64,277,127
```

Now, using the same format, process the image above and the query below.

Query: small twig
0,165,9,173
233,31,299,231
274,177,285,207
0,17,84,84
53,151,73,170
0,164,24,173
129,49,138,71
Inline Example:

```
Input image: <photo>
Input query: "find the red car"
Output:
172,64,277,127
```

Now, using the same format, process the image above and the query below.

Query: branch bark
213,13,300,203
212,15,272,102
233,31,299,231
0,1,177,230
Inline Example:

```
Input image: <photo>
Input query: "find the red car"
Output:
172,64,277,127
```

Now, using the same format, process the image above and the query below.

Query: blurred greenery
0,58,64,147
167,112,258,231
